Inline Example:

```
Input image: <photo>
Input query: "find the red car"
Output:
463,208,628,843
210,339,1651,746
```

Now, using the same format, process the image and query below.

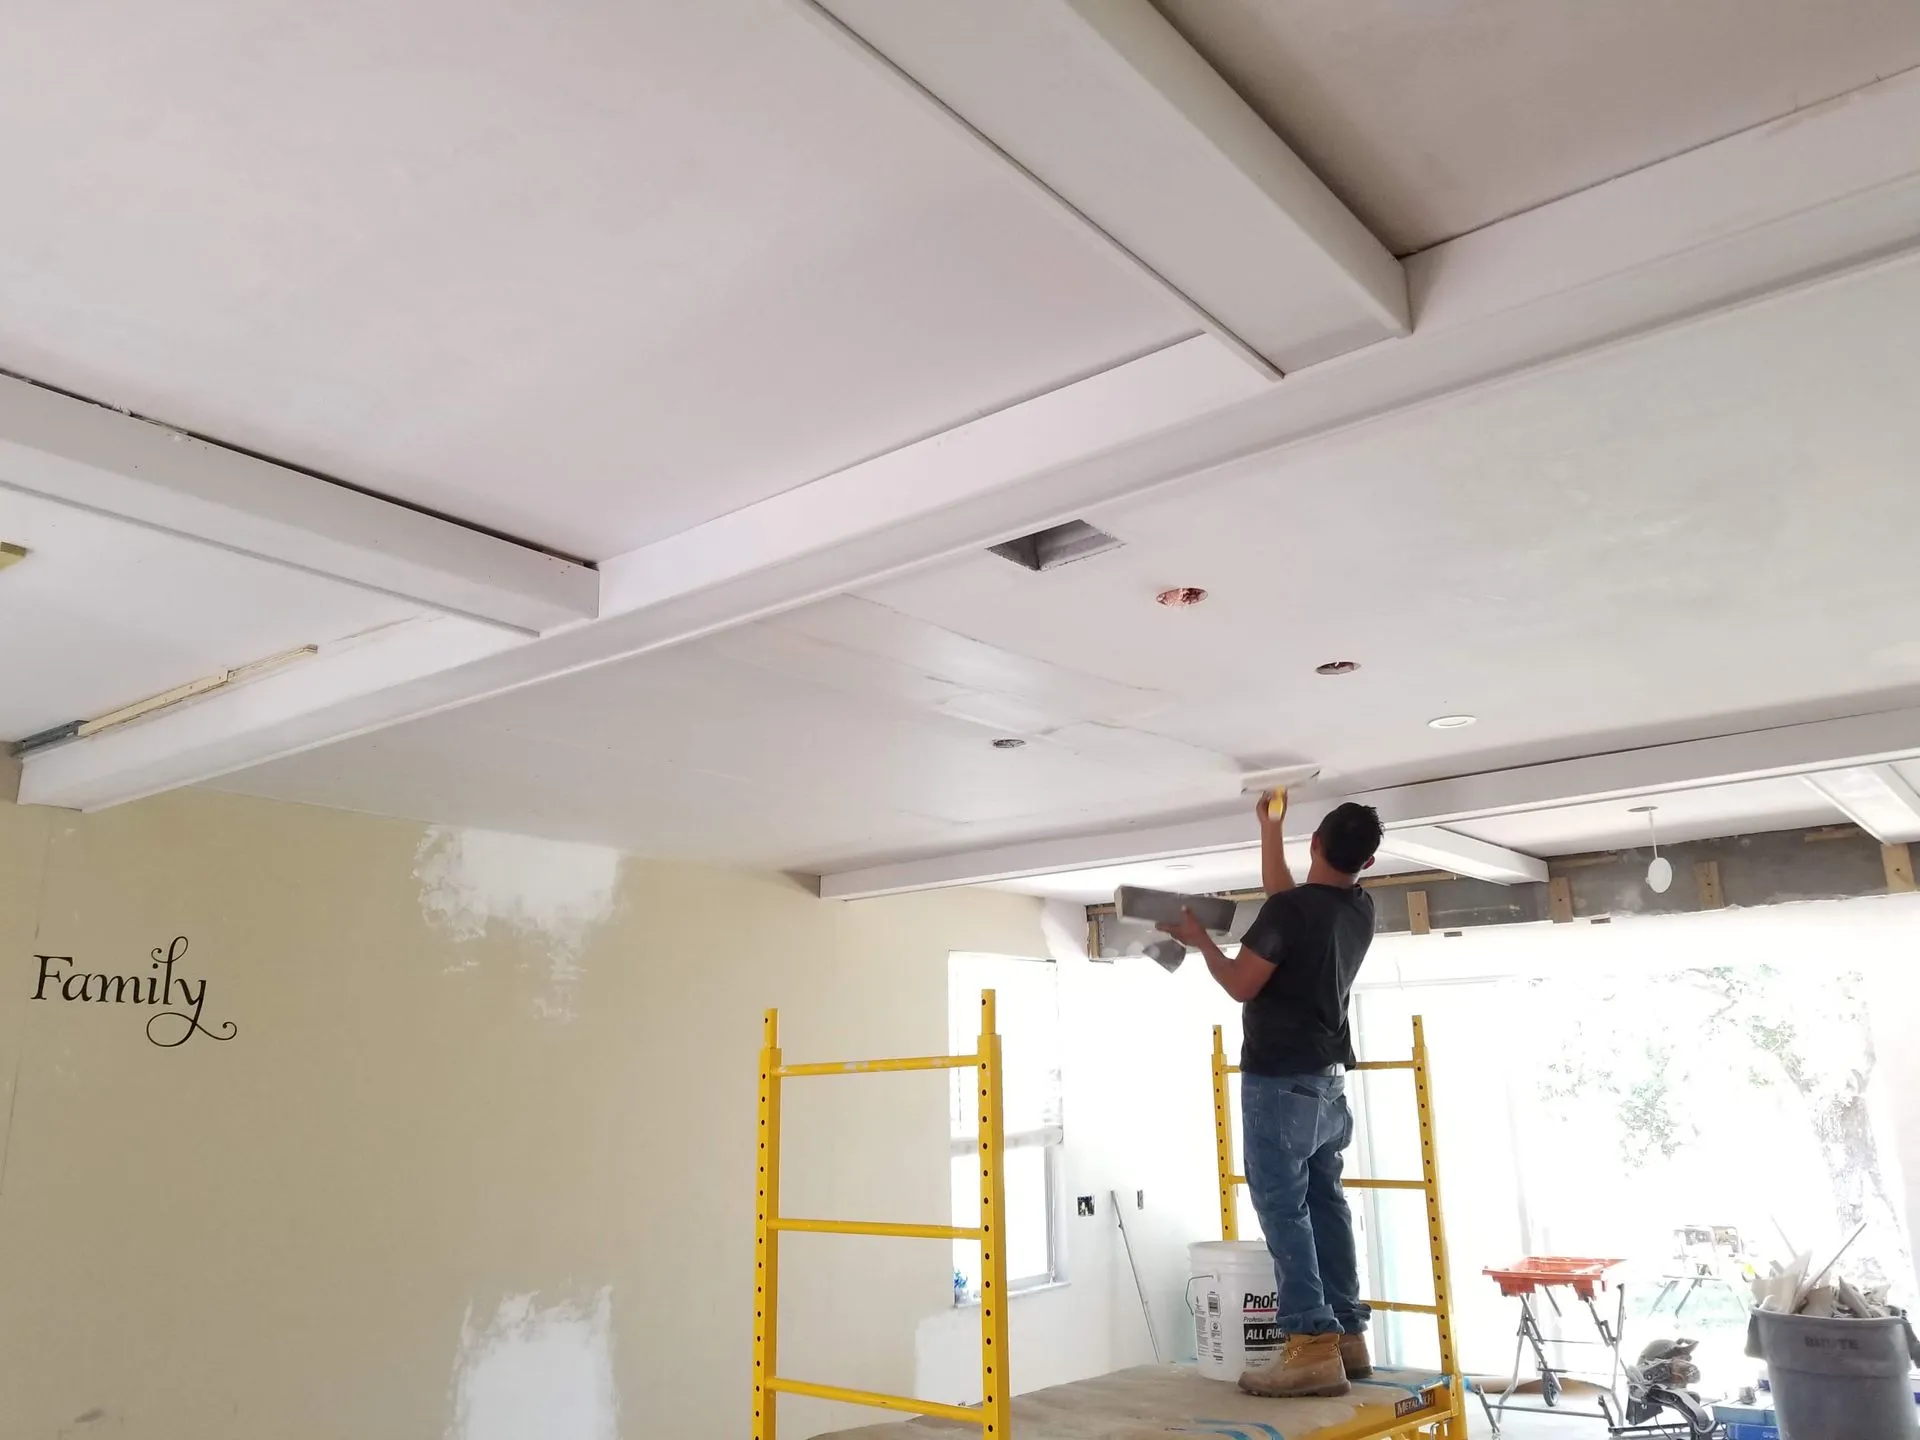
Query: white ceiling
860,255,1920,797
0,0,1188,561
12,1,1920,892
0,489,421,740
214,253,1920,868
1151,0,1920,253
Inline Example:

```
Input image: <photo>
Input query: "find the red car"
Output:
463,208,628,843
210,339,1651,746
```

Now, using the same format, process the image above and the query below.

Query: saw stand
1484,1258,1634,1432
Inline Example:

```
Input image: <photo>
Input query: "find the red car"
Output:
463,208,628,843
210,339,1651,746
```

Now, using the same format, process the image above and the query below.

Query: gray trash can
1747,1308,1920,1440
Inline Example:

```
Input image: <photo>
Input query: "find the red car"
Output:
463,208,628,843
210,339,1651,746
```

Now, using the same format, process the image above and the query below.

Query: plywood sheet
815,1364,1450,1439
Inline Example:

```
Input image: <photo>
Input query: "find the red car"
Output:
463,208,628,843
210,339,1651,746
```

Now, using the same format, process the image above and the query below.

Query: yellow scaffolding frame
1211,1017,1466,1440
754,990,1012,1440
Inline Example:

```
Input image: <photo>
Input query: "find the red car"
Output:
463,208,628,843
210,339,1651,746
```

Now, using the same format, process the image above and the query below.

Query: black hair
1316,802,1383,875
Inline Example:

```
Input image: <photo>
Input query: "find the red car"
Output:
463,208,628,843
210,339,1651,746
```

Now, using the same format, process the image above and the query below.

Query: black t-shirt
1236,883,1376,1075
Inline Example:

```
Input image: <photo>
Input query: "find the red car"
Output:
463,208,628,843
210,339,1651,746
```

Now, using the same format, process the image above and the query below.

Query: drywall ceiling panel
219,256,1920,872
1151,0,1920,253
0,0,1190,561
209,630,1245,868
0,490,422,741
854,256,1920,806
820,0,1408,370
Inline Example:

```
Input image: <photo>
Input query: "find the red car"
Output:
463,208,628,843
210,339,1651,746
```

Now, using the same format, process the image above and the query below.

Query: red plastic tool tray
1483,1257,1624,1302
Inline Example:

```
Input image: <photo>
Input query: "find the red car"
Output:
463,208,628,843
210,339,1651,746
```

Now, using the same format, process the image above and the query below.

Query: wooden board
1405,890,1431,936
1885,842,1917,894
1548,876,1575,924
815,1364,1453,1440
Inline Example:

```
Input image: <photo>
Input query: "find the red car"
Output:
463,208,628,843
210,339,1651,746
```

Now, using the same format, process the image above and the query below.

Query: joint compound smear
447,1290,618,1440
414,826,622,1019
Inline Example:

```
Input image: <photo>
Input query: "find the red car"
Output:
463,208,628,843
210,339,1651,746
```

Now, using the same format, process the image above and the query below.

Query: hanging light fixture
1630,805,1673,893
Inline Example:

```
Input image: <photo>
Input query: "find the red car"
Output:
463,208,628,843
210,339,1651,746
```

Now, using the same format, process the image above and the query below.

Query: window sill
952,1279,1069,1311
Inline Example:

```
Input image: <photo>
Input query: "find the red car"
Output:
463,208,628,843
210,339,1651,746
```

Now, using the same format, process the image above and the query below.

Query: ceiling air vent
988,519,1122,572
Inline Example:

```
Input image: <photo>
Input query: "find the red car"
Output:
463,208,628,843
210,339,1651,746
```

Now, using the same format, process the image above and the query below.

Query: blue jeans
1242,1071,1370,1337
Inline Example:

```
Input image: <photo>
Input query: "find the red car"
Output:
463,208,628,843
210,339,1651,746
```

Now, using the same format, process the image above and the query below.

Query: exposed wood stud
1406,890,1431,936
1805,824,1866,844
1693,859,1725,909
1884,842,1917,894
1362,870,1459,890
1553,853,1622,870
1548,876,1575,924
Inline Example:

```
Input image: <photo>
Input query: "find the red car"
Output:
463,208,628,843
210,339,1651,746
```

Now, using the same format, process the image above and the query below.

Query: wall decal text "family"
31,936,237,1048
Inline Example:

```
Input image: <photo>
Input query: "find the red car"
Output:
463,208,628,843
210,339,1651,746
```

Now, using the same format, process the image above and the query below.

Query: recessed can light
1314,660,1359,676
991,737,1026,750
1628,804,1659,814
1156,586,1208,608
1428,714,1477,730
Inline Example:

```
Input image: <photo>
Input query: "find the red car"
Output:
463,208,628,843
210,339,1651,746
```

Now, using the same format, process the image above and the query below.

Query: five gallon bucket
1187,1240,1280,1381
1748,1308,1920,1439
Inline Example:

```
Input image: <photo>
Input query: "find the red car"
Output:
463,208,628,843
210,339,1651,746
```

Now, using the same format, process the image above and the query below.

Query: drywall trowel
1110,763,1321,973
1238,763,1322,820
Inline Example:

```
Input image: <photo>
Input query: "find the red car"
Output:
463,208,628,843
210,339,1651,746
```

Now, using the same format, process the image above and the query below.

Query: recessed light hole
1314,660,1359,676
1156,586,1208,608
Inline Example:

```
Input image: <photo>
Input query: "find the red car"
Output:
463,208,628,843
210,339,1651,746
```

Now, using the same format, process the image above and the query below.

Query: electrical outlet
1076,1195,1095,1217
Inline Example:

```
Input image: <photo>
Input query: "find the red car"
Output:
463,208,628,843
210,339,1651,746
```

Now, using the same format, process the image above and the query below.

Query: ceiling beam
1375,827,1547,886
22,69,1920,813
808,0,1406,372
0,372,598,634
1802,765,1920,845
817,706,1920,898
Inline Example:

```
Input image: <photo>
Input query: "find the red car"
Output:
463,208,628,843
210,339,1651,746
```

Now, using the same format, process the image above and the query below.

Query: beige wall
0,789,1044,1439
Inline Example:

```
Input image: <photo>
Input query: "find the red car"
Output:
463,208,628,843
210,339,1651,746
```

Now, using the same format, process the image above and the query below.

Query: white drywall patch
414,826,622,1018
447,1289,619,1440
1039,898,1089,966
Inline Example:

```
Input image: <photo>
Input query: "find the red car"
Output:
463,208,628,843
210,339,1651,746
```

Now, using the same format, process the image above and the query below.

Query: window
1348,908,1918,1378
948,952,1063,1303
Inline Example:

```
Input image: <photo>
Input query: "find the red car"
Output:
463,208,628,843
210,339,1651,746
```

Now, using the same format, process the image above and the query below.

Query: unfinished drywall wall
0,789,1044,1439
916,909,1239,1407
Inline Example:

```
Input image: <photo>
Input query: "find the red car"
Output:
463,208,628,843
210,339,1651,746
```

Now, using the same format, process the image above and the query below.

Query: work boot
1239,1333,1349,1399
1340,1331,1373,1379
